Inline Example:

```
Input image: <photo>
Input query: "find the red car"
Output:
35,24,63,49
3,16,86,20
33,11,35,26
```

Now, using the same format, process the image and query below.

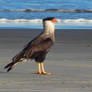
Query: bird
4,17,57,75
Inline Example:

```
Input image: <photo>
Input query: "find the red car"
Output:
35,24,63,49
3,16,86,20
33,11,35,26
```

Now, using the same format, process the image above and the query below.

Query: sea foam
0,18,92,23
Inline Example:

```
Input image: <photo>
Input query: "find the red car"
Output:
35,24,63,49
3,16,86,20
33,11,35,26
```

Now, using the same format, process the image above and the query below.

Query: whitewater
0,18,92,23
0,0,92,29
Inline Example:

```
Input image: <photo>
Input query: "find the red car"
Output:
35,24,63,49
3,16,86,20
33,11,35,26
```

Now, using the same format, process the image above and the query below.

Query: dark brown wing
23,34,54,58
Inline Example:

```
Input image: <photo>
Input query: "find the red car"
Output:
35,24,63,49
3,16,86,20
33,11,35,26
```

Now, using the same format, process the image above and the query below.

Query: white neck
43,21,55,41
43,21,55,34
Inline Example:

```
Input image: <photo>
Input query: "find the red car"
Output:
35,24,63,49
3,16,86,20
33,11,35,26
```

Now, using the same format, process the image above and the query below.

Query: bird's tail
4,50,25,72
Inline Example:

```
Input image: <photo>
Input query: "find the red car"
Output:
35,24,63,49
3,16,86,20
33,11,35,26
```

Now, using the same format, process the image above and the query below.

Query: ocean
0,0,92,29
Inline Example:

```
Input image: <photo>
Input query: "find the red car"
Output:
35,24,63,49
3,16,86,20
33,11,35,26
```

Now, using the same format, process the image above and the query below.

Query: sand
0,29,92,92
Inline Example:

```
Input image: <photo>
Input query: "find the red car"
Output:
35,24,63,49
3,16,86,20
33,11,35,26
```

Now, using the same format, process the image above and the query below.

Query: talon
36,72,41,74
41,72,52,75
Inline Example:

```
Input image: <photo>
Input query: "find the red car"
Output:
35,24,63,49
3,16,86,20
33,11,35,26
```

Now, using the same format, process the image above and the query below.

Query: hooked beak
52,18,57,24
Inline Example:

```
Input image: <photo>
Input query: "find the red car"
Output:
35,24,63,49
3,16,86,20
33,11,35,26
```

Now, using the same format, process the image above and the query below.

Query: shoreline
0,22,92,29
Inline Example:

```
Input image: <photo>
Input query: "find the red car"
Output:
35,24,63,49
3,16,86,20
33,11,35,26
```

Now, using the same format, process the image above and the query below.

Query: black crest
43,17,55,22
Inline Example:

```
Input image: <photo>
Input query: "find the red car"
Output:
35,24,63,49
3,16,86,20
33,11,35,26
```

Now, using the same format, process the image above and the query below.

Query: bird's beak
52,19,57,24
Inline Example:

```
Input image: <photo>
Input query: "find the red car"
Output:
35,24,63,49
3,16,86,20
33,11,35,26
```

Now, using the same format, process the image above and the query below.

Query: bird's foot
41,72,52,75
36,72,52,75
36,72,41,74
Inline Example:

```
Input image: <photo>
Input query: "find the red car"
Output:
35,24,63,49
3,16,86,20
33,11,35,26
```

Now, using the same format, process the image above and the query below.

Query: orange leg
41,63,52,75
36,62,41,74
36,62,52,75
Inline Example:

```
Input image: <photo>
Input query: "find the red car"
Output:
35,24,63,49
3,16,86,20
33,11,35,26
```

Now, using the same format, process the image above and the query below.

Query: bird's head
43,17,57,24
43,17,56,35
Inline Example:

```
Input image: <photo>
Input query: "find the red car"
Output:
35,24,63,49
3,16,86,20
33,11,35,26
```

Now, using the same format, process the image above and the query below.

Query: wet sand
0,29,92,92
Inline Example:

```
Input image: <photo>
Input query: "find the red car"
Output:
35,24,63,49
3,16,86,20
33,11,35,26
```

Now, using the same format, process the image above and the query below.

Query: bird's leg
36,62,41,74
41,63,45,73
41,63,52,75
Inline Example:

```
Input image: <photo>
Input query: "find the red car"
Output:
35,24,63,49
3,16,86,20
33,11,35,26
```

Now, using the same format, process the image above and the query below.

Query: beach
0,29,92,92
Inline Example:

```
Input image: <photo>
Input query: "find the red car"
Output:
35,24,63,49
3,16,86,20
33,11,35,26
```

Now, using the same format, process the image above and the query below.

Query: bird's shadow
0,70,6,74
0,65,7,74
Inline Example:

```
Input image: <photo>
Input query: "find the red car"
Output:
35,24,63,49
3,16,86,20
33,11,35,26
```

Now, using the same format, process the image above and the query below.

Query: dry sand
0,29,92,92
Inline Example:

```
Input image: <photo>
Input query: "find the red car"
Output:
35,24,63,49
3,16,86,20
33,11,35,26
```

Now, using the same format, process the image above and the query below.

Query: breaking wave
0,18,42,23
0,9,92,13
0,18,92,23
